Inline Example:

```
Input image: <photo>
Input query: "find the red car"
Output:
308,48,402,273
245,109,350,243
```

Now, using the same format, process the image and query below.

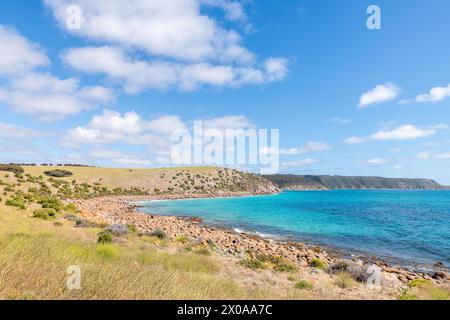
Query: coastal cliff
263,174,445,190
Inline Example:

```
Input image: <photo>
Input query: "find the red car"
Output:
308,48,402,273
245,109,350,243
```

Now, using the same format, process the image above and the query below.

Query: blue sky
1,0,450,183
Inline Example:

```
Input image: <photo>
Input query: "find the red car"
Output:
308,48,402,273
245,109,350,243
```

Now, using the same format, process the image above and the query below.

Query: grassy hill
22,166,278,197
264,174,445,190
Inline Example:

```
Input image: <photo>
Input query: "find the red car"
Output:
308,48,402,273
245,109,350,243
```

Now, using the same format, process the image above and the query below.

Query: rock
434,262,445,268
75,218,97,228
433,271,449,280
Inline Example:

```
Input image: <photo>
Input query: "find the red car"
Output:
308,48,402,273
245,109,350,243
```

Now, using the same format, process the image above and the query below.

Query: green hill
263,174,445,190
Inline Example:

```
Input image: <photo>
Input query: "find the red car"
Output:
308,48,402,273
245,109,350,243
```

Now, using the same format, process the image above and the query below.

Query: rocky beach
70,194,449,287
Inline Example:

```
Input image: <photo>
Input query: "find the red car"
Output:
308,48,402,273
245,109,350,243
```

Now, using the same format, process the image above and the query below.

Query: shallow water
139,190,450,269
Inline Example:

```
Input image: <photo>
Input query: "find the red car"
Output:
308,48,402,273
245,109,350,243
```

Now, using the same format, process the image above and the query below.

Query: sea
139,190,450,271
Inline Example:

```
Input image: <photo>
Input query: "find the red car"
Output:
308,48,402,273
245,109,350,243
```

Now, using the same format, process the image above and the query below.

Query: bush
106,224,129,236
32,208,57,220
0,164,24,174
256,254,296,273
397,290,418,300
334,272,357,289
43,169,73,178
149,228,168,240
295,280,314,290
175,235,190,244
240,258,266,270
54,221,63,227
38,197,63,211
5,197,27,210
328,261,350,274
65,203,78,213
97,231,113,244
408,279,433,288
308,258,326,270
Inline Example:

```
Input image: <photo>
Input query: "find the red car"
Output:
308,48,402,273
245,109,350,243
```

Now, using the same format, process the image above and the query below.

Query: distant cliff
263,175,446,190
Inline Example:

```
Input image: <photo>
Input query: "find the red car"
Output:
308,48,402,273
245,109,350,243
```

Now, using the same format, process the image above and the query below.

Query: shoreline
70,193,449,286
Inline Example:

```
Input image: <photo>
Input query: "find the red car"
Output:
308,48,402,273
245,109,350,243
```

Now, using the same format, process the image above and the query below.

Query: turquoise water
140,190,450,269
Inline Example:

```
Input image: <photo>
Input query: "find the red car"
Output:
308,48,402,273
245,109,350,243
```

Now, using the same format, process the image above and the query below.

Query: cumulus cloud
0,122,43,139
45,0,255,63
62,46,287,93
63,109,255,164
344,136,366,145
401,84,450,104
280,141,331,155
44,0,287,93
416,151,450,160
0,73,114,120
345,124,447,144
0,25,49,76
0,25,114,120
365,158,390,164
359,82,401,108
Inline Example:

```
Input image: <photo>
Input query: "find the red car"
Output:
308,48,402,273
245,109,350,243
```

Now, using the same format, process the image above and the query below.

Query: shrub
408,279,433,288
334,272,357,289
65,203,78,213
175,235,189,244
54,221,63,227
97,231,113,244
240,258,266,270
397,290,418,300
295,280,314,290
106,224,129,236
328,261,350,274
43,169,73,178
38,196,63,212
149,228,168,240
308,258,326,270
32,208,57,220
5,197,26,210
0,164,24,174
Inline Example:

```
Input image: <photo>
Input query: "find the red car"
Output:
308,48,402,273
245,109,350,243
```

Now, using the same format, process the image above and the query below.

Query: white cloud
45,0,255,63
416,151,450,160
401,84,450,104
371,125,437,141
365,158,390,164
280,141,331,155
0,25,114,120
359,82,401,108
0,25,49,76
346,124,445,145
202,0,248,23
0,73,114,120
393,165,403,169
64,110,255,164
344,136,366,144
0,122,43,139
62,47,287,93
281,159,318,167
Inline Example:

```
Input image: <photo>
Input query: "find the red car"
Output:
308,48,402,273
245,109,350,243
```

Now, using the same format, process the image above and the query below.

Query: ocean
139,190,450,270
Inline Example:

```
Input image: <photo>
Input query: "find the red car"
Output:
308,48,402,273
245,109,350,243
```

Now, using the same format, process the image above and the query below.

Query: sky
0,0,450,183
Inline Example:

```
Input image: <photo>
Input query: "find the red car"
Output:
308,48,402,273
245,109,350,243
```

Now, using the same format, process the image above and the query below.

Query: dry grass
0,203,405,300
